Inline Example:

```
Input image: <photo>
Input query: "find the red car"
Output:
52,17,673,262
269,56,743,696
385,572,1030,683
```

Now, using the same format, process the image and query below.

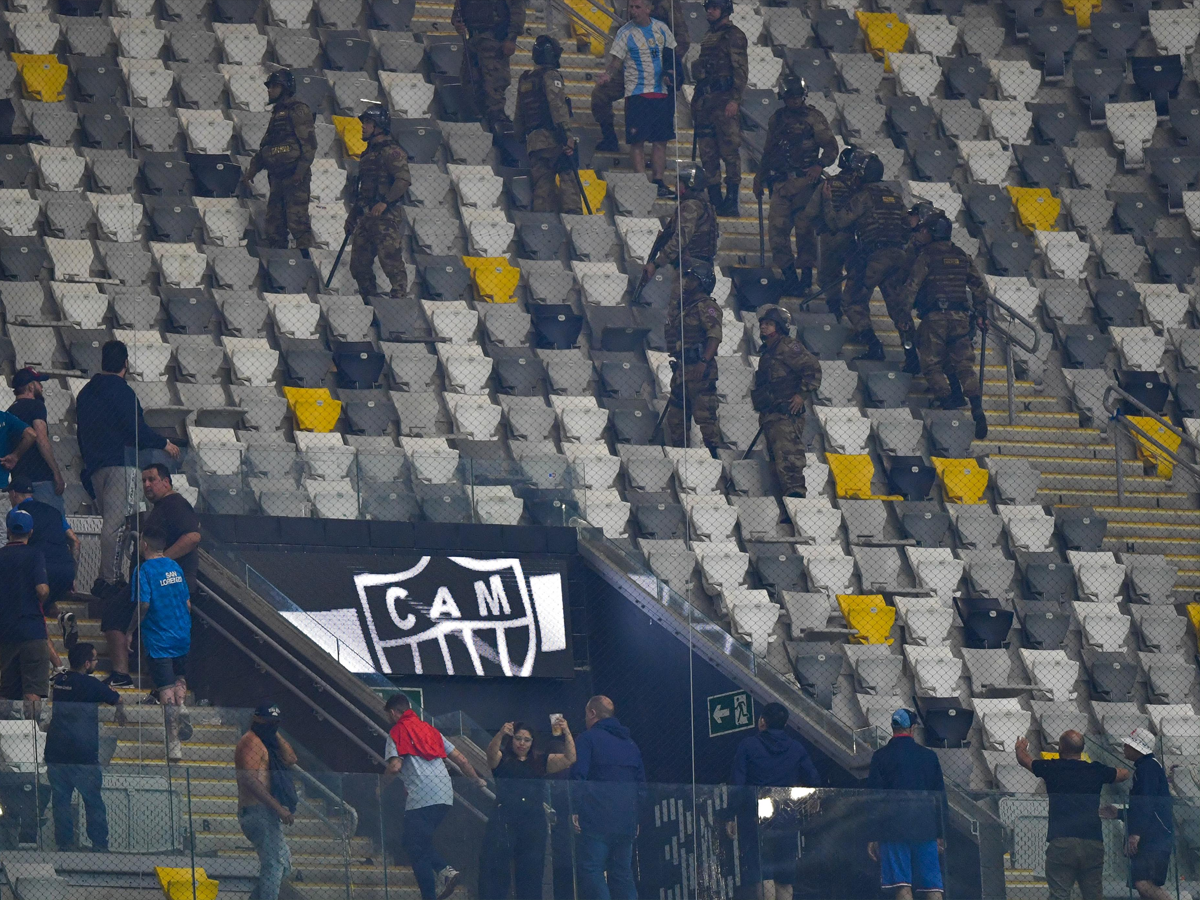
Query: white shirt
611,18,677,96
385,734,456,810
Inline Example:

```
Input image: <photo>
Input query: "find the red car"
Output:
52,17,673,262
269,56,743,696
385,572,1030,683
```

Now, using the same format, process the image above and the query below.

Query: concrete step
104,723,240,742
293,884,421,900
195,831,375,855
1034,487,1197,509
971,440,1119,460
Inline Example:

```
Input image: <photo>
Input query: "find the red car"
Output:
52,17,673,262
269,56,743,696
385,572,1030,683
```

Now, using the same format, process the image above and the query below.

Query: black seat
1055,506,1108,551
434,78,479,123
323,30,371,70
740,89,780,133
369,0,417,30
1148,238,1200,285
213,0,257,20
1122,0,1156,26
259,249,318,294
729,266,783,311
800,321,850,360
897,500,951,544
68,330,105,375
79,103,128,149
966,184,1013,234
1014,144,1069,188
1062,325,1113,367
334,347,386,389
494,352,546,396
586,305,636,351
924,410,975,457
188,154,242,198
633,268,673,309
787,642,842,710
1091,279,1141,328
908,139,958,182
282,339,334,388
200,475,250,514
416,255,472,301
1120,370,1171,414
1003,0,1045,35
1111,192,1161,241
1072,57,1126,122
634,501,687,539
943,56,990,103
814,8,859,51
145,198,201,243
918,698,974,748
532,305,583,349
343,390,396,435
1023,553,1075,601
164,292,219,334
599,355,654,400
1027,17,1079,79
374,296,433,341
985,229,1037,276
1170,96,1200,146
755,552,807,594
782,49,837,94
292,69,333,114
393,122,443,165
864,370,912,407
0,237,50,281
424,34,465,76
1146,149,1200,211
141,152,192,196
887,97,938,141
1133,54,1183,117
1018,599,1070,649
504,169,533,210
362,482,421,520
956,597,1014,649
1177,375,1200,417
610,401,657,444
1089,652,1137,701
1031,103,1083,147
926,0,965,13
72,57,126,104
514,212,568,261
1090,13,1141,59
421,490,473,524
60,0,103,13
0,146,32,190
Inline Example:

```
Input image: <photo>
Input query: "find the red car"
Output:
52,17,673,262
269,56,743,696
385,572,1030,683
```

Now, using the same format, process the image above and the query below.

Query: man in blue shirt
131,524,191,762
44,642,125,850
570,695,645,900
0,508,50,721
1124,727,1174,900
0,405,36,491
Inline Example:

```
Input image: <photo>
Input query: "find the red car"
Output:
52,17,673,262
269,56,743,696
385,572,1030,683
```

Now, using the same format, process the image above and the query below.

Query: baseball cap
5,509,32,535
254,703,282,720
892,708,913,730
1124,727,1156,757
11,368,48,390
7,478,32,494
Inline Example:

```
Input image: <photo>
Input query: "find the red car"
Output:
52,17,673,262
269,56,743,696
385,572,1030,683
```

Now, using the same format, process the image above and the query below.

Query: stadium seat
839,594,895,644
931,457,988,504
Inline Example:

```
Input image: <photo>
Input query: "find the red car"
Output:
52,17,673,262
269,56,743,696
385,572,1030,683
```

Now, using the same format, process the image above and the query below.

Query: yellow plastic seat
156,867,219,900
12,54,67,102
1188,603,1200,648
576,169,607,214
1007,186,1061,232
463,256,520,303
857,12,909,67
1061,0,1100,28
931,457,989,504
837,594,895,645
826,453,902,499
1128,415,1182,477
332,115,366,159
283,386,342,432
564,0,613,56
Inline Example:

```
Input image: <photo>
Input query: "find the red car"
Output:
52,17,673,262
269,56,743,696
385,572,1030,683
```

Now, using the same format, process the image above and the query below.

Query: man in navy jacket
726,702,820,900
1124,727,1173,900
570,695,645,900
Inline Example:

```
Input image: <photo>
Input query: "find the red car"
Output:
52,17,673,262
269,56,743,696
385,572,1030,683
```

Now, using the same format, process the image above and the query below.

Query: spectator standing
865,710,948,900
597,0,678,196
1016,731,1130,900
75,340,180,595
1124,728,1174,900
570,696,646,900
0,509,50,720
382,692,485,900
480,719,577,900
130,525,192,762
235,703,298,900
6,368,66,512
8,478,79,613
44,642,125,851
725,702,820,900
139,463,201,599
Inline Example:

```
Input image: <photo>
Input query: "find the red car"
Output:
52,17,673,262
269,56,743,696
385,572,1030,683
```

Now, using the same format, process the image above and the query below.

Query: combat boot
902,343,921,375
780,263,804,297
716,187,739,217
596,124,620,152
970,394,988,438
708,185,724,207
853,330,885,361
935,383,967,409
797,267,813,295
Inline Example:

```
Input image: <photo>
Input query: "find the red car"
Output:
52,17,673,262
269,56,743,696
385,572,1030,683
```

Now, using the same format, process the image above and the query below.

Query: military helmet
854,152,884,184
705,0,734,18
532,35,563,68
929,215,953,242
682,258,717,295
678,163,707,193
758,304,792,336
359,105,391,135
909,200,937,225
778,74,807,102
264,69,295,97
837,144,857,170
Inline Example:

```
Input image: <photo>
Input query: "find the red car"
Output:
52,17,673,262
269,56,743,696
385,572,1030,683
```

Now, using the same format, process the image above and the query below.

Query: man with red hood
382,693,485,900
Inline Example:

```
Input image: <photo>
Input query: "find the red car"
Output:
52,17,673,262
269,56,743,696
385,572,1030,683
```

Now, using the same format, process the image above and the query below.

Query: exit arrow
713,706,729,723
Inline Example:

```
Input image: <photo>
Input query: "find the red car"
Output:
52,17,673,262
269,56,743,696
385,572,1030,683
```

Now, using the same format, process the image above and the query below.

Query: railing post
1005,341,1015,425
1115,422,1125,507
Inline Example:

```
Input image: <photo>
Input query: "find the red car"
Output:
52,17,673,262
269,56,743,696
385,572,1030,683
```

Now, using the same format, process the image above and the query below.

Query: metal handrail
545,0,620,48
293,764,359,837
985,293,1041,424
1101,384,1200,504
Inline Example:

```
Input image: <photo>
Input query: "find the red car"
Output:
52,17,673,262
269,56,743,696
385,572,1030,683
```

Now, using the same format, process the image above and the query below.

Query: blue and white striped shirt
611,18,677,97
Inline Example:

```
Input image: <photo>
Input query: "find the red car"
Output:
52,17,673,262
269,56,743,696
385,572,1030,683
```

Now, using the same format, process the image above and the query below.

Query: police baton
757,194,765,266
326,230,351,289
799,272,849,308
741,424,764,460
651,397,673,446
571,164,593,215
978,318,988,397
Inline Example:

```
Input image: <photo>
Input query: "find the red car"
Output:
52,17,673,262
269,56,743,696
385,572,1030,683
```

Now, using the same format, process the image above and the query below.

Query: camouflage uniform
247,95,316,249
514,64,582,214
816,171,856,311
751,332,821,496
653,191,718,269
453,0,525,131
591,0,689,139
665,285,722,447
899,239,988,400
819,181,911,334
758,104,837,271
691,18,748,199
348,132,412,299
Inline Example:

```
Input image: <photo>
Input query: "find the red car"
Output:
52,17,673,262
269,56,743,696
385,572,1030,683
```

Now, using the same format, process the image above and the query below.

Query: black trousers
479,805,548,900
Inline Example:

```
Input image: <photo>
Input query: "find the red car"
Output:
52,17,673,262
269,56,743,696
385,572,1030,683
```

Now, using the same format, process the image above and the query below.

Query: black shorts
1131,849,1171,886
100,592,134,634
625,93,676,145
148,655,187,690
0,640,50,700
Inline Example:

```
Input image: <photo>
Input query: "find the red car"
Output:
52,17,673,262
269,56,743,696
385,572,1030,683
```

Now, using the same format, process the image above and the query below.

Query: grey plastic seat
177,70,227,109
787,642,842,709
729,458,773,496
43,195,92,239
1014,144,1069,188
943,55,990,102
28,105,78,146
1122,553,1178,604
1072,58,1126,122
965,554,1016,598
932,98,984,141
853,545,902,591
271,30,322,68
1088,651,1136,701
923,410,976,457
841,500,889,544
966,184,1013,233
909,139,958,182
1145,653,1193,703
1068,147,1118,191
899,503,952,547
1061,188,1113,237
1132,607,1187,651
783,49,837,94
493,351,545,397
169,26,219,63
835,54,885,96
863,370,912,408
375,32,424,72
362,482,421,521
985,229,1038,277
65,18,113,56
887,97,938,141
392,392,444,436
1023,553,1076,601
1062,325,1113,368
1031,104,1083,147
838,93,886,140
1148,238,1199,285
1056,507,1107,551
1040,280,1092,331
988,458,1041,505
1017,599,1070,649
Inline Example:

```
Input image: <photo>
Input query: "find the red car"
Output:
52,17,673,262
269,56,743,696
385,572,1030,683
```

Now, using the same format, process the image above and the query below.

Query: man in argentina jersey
599,0,678,196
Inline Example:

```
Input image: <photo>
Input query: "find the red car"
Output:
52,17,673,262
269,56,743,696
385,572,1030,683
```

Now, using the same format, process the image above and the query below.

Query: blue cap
254,703,281,719
892,708,913,730
5,509,32,535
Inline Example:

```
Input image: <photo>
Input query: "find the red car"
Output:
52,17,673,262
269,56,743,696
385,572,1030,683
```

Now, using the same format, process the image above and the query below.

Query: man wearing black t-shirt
1017,732,1131,900
6,368,66,513
0,508,51,720
45,643,124,851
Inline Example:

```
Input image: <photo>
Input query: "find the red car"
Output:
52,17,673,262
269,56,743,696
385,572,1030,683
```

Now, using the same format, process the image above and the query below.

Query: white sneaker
167,738,183,762
435,866,460,900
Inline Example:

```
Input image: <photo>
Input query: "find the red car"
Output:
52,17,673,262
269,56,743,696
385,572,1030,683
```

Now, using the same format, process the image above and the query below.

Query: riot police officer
452,0,526,134
345,107,412,300
814,144,860,319
692,0,748,217
898,201,951,373
644,164,717,284
753,75,838,297
514,36,582,214
243,69,316,249
664,258,723,451
751,305,822,498
898,216,990,438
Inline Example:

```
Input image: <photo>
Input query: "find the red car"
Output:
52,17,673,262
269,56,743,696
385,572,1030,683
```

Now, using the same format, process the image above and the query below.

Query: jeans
47,764,107,850
1045,837,1105,900
402,803,451,900
576,831,636,900
31,481,64,514
239,805,292,900
90,466,137,584
479,806,547,900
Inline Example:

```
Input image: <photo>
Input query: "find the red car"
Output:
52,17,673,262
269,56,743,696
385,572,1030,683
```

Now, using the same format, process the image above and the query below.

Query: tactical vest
518,69,554,137
683,197,718,262
460,0,505,29
694,25,736,93
357,136,403,208
827,173,854,211
914,241,972,315
752,336,810,412
855,184,908,251
667,294,717,363
261,99,303,174
776,107,821,172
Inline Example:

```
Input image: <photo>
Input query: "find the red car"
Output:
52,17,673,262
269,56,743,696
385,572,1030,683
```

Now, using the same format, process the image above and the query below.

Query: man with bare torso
236,703,298,900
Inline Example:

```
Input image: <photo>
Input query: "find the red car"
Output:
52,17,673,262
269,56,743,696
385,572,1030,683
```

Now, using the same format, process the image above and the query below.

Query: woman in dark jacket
479,720,576,899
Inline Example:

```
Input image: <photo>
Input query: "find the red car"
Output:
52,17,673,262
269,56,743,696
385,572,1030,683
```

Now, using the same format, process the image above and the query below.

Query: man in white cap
1124,727,1174,900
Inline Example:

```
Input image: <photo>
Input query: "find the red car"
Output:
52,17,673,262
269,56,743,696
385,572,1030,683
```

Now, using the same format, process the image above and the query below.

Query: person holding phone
480,720,576,899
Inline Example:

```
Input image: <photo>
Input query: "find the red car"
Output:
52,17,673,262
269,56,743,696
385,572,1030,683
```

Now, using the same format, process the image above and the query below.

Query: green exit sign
708,690,753,737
